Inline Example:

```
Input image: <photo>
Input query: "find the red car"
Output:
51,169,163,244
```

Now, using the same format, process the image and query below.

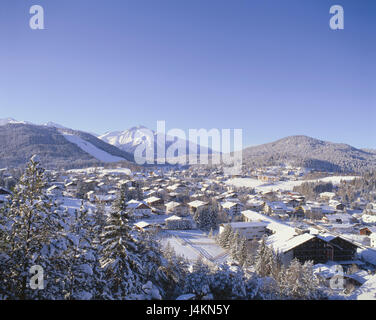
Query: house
219,221,268,241
360,227,376,236
245,199,264,211
145,196,164,210
322,213,357,225
298,204,323,219
134,221,154,232
126,200,152,218
275,233,358,265
95,194,116,204
167,183,188,194
165,201,189,216
47,185,63,198
320,192,336,201
264,201,292,215
65,181,78,194
187,200,208,214
220,201,244,219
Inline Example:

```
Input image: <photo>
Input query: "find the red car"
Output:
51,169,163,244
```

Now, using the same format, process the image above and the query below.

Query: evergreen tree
99,192,143,299
217,224,233,249
184,258,212,299
1,155,62,299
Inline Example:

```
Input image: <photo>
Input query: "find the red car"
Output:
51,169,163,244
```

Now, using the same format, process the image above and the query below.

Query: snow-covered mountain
0,121,134,169
0,118,33,126
99,126,214,159
242,135,376,173
43,121,69,129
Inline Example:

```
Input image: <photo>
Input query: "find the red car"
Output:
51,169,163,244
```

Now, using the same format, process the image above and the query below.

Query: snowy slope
225,176,358,192
62,133,126,163
99,126,213,157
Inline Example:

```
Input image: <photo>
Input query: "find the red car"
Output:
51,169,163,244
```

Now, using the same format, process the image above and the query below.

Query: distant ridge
242,135,376,173
0,121,134,169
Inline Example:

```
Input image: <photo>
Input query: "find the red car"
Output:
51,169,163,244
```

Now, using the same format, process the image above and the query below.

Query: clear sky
1,0,375,148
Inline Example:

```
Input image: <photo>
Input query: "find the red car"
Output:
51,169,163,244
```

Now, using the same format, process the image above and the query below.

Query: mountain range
0,118,375,173
99,126,213,160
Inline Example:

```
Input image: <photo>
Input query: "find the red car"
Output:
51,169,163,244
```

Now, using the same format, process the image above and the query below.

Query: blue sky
1,0,375,148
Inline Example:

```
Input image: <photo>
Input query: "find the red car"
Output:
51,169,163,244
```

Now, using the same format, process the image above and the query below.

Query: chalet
329,200,346,211
264,201,293,216
322,213,357,225
65,181,78,194
127,200,152,218
134,221,153,232
95,194,116,204
145,196,164,210
167,183,188,194
276,233,358,265
359,227,376,236
47,185,63,198
165,201,189,216
187,200,208,214
320,192,336,201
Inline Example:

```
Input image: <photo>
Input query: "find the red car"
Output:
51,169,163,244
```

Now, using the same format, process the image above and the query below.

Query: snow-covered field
161,230,229,265
62,133,126,163
225,176,358,192
66,167,132,176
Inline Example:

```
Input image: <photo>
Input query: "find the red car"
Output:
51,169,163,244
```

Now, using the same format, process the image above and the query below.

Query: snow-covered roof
187,200,208,208
145,196,162,203
279,233,316,253
134,221,151,229
221,201,239,209
165,201,182,210
165,215,182,221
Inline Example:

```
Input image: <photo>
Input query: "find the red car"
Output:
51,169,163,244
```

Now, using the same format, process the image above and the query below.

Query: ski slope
62,133,125,163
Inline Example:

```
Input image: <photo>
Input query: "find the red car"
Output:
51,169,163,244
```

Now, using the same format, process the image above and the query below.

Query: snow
351,275,376,300
161,229,228,264
67,167,132,176
361,214,376,224
62,133,126,163
226,176,358,192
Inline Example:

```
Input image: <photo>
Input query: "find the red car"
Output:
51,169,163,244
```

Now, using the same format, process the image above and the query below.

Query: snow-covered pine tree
229,230,241,261
210,264,247,299
254,236,270,277
184,257,212,299
2,155,62,299
237,236,250,267
99,191,143,299
60,201,100,300
300,260,324,299
217,224,233,248
280,258,304,299
193,202,217,231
